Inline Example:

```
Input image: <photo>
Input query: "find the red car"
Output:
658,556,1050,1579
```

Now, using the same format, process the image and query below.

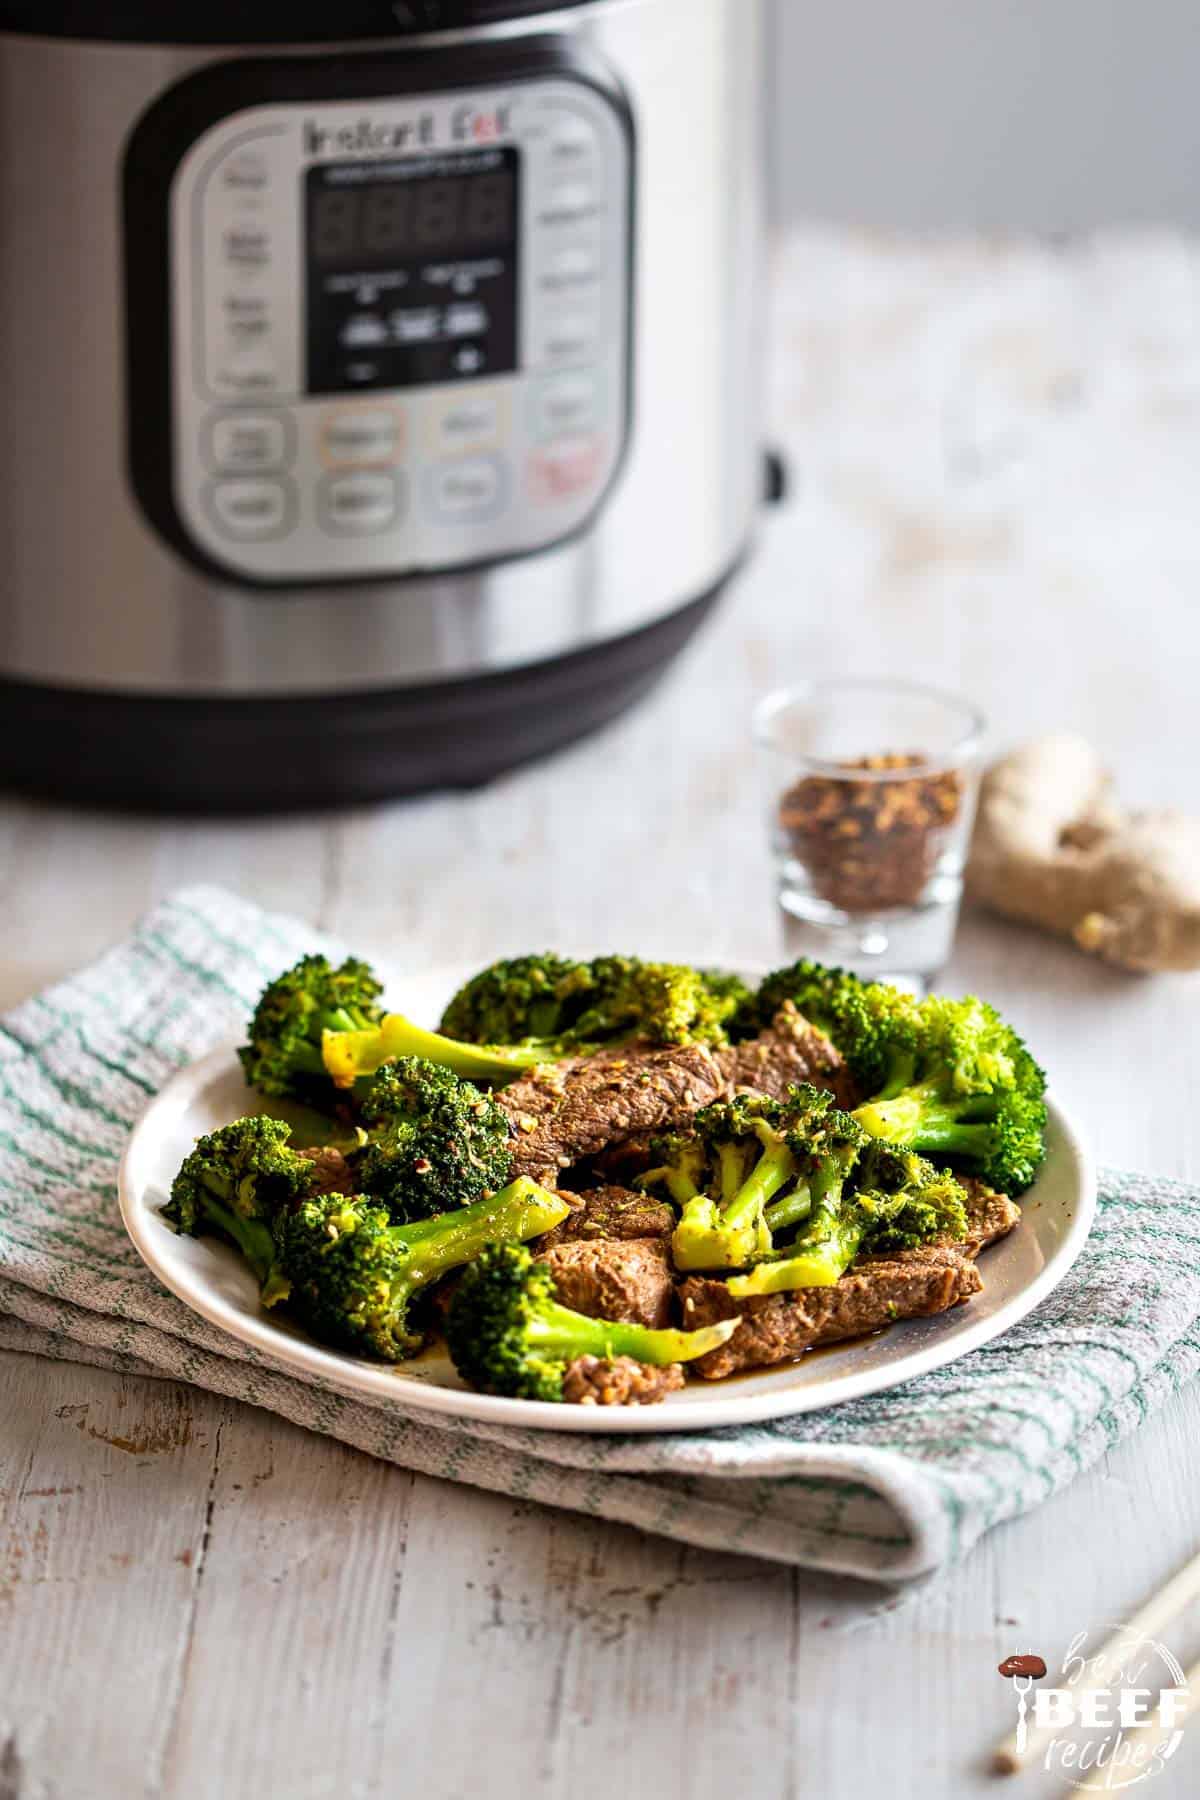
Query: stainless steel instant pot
0,1,770,809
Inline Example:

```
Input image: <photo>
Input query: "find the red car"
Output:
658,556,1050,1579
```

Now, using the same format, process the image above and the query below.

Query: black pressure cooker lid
0,1,594,42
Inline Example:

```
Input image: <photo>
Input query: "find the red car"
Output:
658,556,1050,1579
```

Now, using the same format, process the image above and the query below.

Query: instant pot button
223,224,271,269
536,311,599,366
428,455,506,522
222,150,269,193
321,407,401,466
528,437,606,507
433,391,503,453
548,113,598,165
206,413,290,473
539,246,600,294
534,372,599,440
208,477,292,541
537,182,598,229
212,347,279,396
319,470,400,535
223,297,271,343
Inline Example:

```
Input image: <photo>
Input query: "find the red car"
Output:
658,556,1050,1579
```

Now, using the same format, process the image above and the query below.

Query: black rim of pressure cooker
0,1,595,43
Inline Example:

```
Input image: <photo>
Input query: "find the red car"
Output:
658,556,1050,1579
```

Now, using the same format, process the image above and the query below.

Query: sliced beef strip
961,1180,1021,1253
297,1146,356,1197
679,1246,982,1379
575,1008,855,1184
429,1202,678,1333
588,1132,660,1185
561,1355,686,1406
716,1003,860,1108
539,1237,675,1329
536,1185,675,1251
497,1043,725,1181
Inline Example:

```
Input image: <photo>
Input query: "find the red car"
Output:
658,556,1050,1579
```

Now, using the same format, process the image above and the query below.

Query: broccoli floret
853,1137,944,1197
566,956,744,1049
356,1057,513,1223
163,1115,313,1286
438,954,745,1054
862,1170,969,1255
438,954,595,1046
760,1088,872,1236
445,1242,740,1401
737,957,866,1037
271,1178,570,1361
737,958,923,1091
698,967,755,1021
239,955,384,1102
852,994,1047,1193
858,1088,1047,1196
741,965,1048,1195
725,1148,969,1298
315,954,747,1093
637,1085,867,1271
726,1192,887,1297
638,1097,777,1271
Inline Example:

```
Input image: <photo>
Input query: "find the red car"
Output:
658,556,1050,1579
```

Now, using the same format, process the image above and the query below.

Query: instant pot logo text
303,105,512,158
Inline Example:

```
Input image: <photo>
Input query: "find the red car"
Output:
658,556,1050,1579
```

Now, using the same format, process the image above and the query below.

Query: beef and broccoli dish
163,951,1047,1407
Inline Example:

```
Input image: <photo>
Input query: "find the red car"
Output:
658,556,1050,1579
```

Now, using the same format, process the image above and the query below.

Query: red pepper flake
778,751,963,913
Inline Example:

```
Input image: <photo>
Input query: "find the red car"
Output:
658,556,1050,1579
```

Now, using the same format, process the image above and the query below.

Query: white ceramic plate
118,964,1096,1434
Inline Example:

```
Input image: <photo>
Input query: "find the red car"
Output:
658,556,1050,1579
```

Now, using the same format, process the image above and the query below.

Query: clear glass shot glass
754,678,986,986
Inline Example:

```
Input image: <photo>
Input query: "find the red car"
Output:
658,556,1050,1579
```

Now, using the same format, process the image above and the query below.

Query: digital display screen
310,170,516,263
305,148,519,396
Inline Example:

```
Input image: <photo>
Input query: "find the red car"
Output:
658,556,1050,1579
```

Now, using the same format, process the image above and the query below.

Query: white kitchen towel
1,886,1195,1582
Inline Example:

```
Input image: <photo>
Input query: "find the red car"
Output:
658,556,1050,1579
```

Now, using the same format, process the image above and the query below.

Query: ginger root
966,733,1200,973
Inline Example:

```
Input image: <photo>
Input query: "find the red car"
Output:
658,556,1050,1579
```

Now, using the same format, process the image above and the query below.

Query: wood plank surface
2,230,1199,1798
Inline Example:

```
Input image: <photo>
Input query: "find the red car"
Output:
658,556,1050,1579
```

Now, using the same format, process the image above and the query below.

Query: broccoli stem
729,1139,796,1224
390,1178,569,1289
717,1142,751,1203
671,1201,733,1270
669,1139,794,1272
727,1182,861,1296
854,1089,987,1151
323,1005,377,1034
521,1300,739,1368
636,1143,708,1208
195,1190,278,1285
672,1192,774,1271
887,1113,995,1158
280,1040,330,1078
725,1243,848,1296
874,1049,919,1103
323,1014,564,1089
641,1166,702,1206
763,1185,813,1234
383,1173,572,1303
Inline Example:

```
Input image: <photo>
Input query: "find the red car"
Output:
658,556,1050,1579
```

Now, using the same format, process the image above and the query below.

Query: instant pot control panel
124,48,633,584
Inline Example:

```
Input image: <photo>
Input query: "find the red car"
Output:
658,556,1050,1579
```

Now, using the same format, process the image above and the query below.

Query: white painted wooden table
3,230,1200,1800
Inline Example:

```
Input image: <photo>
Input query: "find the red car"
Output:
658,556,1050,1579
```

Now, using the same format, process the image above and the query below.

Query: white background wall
770,0,1200,230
